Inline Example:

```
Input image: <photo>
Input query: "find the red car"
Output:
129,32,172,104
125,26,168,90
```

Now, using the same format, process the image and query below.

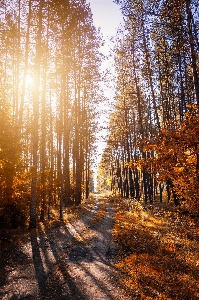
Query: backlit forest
0,0,103,228
98,0,199,214
0,0,199,299
0,0,199,229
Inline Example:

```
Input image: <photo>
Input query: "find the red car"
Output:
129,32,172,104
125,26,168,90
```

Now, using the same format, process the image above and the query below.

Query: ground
0,195,199,300
0,196,130,300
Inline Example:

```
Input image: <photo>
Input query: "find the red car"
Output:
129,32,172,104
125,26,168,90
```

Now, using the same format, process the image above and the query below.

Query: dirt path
0,198,130,300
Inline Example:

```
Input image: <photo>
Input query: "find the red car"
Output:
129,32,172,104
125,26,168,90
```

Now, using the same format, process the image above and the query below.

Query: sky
87,0,123,55
85,0,124,185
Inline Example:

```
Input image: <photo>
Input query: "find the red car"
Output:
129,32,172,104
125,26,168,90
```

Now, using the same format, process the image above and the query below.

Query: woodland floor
0,195,199,300
0,196,130,300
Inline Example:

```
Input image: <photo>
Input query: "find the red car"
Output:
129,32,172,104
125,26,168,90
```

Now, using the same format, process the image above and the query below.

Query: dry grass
91,196,106,225
112,198,199,299
42,195,96,229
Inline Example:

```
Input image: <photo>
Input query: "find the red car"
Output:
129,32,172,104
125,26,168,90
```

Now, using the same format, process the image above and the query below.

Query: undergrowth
43,195,96,229
112,197,199,299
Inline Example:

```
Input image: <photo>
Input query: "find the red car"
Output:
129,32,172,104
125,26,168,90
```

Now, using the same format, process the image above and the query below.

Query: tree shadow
30,228,47,291
1,198,138,299
75,262,116,300
0,234,8,287
68,242,94,262
10,295,33,300
0,229,30,289
32,224,87,300
1,199,120,300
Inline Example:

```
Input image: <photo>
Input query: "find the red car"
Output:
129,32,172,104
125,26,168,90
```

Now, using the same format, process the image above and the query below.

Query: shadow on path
31,227,87,300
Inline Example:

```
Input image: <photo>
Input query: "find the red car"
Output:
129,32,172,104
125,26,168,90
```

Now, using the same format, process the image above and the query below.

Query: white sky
87,0,123,54
86,0,124,186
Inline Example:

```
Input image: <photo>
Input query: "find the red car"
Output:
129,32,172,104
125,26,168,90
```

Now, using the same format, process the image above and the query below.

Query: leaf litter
0,196,129,300
112,197,199,299
1,195,198,299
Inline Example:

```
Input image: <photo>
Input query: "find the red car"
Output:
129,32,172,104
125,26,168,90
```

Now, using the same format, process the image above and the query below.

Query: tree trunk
29,0,42,229
186,0,199,105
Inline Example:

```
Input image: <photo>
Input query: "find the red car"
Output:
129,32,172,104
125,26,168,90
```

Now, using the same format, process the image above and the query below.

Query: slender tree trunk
142,19,160,129
159,183,164,204
29,0,42,229
18,0,31,126
186,0,199,105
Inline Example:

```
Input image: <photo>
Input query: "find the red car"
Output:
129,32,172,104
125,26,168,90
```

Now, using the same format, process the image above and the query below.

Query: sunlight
25,74,33,87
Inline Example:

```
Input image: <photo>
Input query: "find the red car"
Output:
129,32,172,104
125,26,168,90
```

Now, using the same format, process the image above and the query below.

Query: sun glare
25,74,33,87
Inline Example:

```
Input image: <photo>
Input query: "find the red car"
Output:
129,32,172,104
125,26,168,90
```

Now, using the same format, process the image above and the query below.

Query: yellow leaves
164,241,177,253
91,198,106,224
186,153,196,164
142,143,157,153
74,233,84,242
47,198,96,228
187,103,198,110
128,160,136,169
142,215,164,230
173,166,184,173
134,110,199,209
106,176,112,187
189,220,195,226
138,262,160,277
116,254,136,270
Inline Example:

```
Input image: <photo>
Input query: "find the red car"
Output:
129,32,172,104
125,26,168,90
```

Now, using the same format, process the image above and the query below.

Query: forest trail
0,197,130,300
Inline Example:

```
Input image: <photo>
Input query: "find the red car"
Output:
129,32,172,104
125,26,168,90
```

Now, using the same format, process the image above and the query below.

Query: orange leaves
91,199,106,224
113,199,199,299
173,166,184,173
136,107,199,210
164,241,177,253
187,102,199,110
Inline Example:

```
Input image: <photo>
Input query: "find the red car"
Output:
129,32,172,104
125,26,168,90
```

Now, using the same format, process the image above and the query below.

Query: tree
102,0,199,207
0,0,103,226
0,86,21,205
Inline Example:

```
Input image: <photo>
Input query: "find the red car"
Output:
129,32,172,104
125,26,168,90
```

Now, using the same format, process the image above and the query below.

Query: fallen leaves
91,198,106,225
45,196,96,229
113,198,199,299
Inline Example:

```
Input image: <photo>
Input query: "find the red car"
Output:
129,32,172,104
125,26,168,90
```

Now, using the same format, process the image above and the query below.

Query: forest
98,0,199,214
0,0,104,228
0,0,199,299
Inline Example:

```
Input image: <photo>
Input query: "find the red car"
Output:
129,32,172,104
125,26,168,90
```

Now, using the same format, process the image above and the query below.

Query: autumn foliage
113,198,199,299
135,104,199,212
